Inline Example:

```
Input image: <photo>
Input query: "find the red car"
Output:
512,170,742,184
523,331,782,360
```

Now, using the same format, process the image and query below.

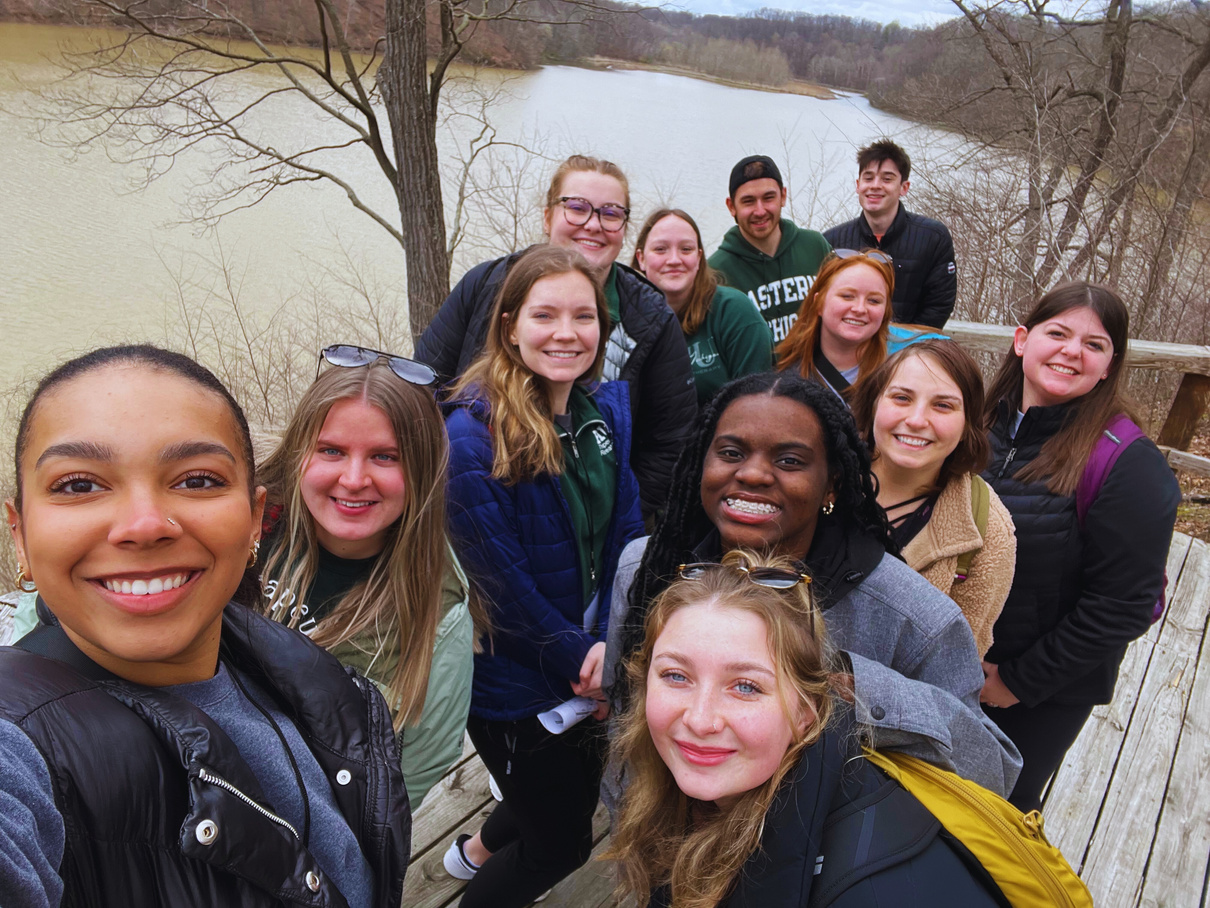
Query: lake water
0,21,939,398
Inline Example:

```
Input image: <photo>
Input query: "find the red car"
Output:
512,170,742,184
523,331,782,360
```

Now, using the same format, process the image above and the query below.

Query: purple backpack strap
1076,413,1166,624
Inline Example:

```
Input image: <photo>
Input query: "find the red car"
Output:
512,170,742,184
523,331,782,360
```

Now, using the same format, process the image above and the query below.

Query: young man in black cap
707,155,832,345
824,139,957,328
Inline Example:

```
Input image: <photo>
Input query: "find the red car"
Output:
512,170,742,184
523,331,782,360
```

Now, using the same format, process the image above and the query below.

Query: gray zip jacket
604,535,1022,798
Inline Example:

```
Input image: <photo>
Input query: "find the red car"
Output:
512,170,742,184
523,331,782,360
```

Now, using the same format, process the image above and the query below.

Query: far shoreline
572,55,837,100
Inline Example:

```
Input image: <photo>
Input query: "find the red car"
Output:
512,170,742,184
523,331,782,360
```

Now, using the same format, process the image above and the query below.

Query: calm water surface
0,21,936,397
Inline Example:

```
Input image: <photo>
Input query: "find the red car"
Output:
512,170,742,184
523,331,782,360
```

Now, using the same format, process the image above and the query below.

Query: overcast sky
673,0,961,28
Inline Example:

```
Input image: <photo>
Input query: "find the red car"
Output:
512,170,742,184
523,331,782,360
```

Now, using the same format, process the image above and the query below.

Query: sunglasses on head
316,344,437,386
677,560,811,590
833,248,893,266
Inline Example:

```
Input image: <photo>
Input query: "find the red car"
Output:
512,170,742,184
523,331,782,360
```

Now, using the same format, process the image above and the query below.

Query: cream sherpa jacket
901,472,1017,657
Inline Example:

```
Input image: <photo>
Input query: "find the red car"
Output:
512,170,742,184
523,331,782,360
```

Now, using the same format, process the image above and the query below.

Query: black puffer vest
0,603,411,907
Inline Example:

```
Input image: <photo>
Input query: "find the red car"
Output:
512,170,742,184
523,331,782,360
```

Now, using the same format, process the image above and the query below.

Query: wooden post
1158,372,1210,450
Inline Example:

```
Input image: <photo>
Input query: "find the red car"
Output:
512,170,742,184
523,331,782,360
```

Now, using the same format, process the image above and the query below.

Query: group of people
0,140,1179,908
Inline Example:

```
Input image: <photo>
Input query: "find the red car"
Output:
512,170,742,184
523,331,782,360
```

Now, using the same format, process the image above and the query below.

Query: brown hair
544,154,631,212
857,139,911,182
775,251,895,386
451,245,609,484
850,339,991,494
631,209,718,337
257,362,456,731
606,549,837,908
983,281,1133,496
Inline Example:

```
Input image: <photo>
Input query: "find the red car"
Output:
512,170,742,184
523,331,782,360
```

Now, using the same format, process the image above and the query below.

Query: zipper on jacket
996,446,1017,480
903,758,1076,908
197,767,300,841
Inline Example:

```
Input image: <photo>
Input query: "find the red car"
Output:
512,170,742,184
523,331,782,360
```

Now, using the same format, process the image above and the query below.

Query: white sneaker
442,834,480,880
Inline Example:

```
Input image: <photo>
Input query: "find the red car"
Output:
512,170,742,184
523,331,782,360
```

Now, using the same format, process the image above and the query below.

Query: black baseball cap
729,155,784,198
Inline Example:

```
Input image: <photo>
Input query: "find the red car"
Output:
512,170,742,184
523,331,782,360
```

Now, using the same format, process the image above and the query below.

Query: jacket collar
900,472,982,568
856,202,910,245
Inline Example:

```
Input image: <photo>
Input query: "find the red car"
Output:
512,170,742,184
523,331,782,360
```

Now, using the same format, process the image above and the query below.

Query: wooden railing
945,320,1210,463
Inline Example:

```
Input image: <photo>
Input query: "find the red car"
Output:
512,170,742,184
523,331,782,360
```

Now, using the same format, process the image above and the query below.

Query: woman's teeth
895,435,930,448
726,498,779,515
545,351,581,359
1048,364,1077,375
104,573,188,595
336,499,373,508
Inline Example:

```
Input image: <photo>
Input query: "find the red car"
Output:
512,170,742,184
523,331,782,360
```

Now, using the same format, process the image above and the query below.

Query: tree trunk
380,0,452,343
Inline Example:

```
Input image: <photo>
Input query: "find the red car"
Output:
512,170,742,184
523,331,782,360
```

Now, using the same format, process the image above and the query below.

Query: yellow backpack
862,749,1093,908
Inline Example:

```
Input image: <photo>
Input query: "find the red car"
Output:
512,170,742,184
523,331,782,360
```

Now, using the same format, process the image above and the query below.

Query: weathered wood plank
1043,534,1192,870
411,751,493,857
1137,590,1210,908
1159,446,1210,479
1077,534,1210,905
944,321,1210,375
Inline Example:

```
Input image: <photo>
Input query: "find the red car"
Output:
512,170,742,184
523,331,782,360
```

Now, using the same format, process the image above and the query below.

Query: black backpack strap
812,336,852,395
14,598,121,682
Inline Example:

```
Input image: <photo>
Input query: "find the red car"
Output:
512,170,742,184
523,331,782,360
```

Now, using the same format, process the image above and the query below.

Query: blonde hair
605,550,837,908
544,153,631,211
257,363,453,730
776,251,895,389
451,245,609,484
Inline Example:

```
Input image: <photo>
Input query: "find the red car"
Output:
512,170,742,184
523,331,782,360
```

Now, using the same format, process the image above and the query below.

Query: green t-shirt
554,385,618,619
685,286,774,407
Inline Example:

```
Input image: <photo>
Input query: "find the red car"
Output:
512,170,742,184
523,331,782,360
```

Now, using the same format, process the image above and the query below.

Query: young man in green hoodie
707,155,832,346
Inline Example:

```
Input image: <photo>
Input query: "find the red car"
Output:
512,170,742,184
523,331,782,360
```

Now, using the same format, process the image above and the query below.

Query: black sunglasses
833,248,893,265
316,344,437,385
677,561,811,590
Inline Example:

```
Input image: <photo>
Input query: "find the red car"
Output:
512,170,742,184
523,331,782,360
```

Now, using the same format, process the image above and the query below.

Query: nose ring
711,720,720,733
167,517,178,527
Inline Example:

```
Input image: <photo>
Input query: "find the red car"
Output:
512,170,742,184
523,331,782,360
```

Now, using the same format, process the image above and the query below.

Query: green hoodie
708,218,831,345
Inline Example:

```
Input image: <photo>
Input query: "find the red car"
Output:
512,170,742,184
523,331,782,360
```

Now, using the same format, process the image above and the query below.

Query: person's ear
542,207,553,238
635,247,646,274
899,179,910,199
1013,325,1029,357
725,196,737,219
5,499,27,574
251,486,267,544
779,186,788,206
795,696,817,738
505,312,519,348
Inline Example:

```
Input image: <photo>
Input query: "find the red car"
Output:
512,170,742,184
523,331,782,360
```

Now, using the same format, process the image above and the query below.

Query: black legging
985,700,1094,813
460,714,605,908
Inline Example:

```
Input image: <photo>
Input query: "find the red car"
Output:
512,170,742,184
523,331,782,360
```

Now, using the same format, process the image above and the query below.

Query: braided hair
617,372,893,711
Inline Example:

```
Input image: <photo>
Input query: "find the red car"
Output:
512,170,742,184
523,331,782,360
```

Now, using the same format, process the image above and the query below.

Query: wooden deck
3,533,1208,906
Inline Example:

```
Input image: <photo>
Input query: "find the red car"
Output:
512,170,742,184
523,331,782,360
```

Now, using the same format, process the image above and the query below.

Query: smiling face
700,394,834,559
543,170,628,275
300,397,407,560
635,214,702,312
818,262,889,359
646,600,809,807
857,158,909,222
725,178,786,246
1014,305,1114,411
872,353,966,483
508,269,602,414
8,363,263,686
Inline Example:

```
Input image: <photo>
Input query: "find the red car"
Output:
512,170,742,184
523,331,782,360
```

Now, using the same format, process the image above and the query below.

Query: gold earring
16,563,37,593
822,500,835,516
247,539,260,569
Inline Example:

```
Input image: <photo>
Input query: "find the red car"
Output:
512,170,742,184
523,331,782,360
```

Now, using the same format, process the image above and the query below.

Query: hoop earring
822,500,835,516
247,539,260,569
16,564,37,593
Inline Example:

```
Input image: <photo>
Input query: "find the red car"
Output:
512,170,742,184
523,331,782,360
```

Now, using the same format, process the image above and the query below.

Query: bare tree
40,0,639,340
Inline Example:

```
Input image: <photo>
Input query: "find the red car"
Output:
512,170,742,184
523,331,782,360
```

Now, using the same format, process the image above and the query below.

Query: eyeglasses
677,561,811,590
316,344,437,385
833,248,893,266
556,196,630,233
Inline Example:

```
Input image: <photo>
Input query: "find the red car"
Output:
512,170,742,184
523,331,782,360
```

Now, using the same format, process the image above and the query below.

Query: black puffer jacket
648,711,1003,908
0,603,411,907
982,402,1179,707
416,251,696,518
823,204,956,328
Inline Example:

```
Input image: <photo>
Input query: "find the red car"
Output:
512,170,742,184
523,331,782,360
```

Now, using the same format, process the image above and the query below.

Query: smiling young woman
253,353,477,808
0,346,409,908
441,245,645,907
850,339,1017,656
775,249,895,401
978,282,1180,813
416,154,696,521
604,371,1022,801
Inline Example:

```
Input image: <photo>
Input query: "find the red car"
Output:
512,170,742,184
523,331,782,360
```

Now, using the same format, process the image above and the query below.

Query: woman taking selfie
417,154,695,520
441,246,644,906
606,371,1020,797
776,249,894,400
256,345,476,808
606,551,1007,907
850,339,1016,656
980,282,1179,812
631,208,772,406
0,346,409,908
